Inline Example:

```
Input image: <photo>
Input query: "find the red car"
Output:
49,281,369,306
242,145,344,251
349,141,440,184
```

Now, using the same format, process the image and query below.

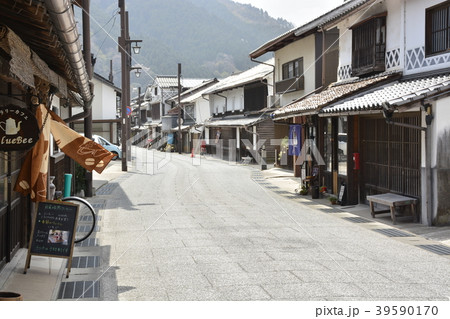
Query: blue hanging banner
288,125,301,156
167,133,174,145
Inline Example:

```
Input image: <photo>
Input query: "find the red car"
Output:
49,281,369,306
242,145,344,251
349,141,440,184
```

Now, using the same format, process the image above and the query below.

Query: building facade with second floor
296,0,450,225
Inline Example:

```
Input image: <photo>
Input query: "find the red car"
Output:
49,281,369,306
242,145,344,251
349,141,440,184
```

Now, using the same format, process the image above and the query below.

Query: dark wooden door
360,114,421,202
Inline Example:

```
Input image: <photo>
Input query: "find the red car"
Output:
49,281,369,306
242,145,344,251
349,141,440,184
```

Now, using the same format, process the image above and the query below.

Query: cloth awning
14,105,114,202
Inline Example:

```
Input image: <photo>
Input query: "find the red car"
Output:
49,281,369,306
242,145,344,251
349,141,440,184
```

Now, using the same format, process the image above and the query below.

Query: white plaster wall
418,96,450,224
336,20,353,72
195,97,211,124
210,94,224,114
265,72,274,96
209,87,244,114
433,96,450,166
405,0,450,75
91,78,103,119
91,78,117,120
225,88,244,112
406,0,442,51
334,1,394,77
274,34,316,106
101,84,117,120
426,96,450,224
385,0,403,71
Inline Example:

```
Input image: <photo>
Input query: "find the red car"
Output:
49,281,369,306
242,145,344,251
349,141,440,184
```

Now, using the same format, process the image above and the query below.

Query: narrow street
78,152,450,301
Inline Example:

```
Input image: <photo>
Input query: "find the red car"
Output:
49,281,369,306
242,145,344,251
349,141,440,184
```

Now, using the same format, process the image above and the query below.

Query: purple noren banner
288,125,301,156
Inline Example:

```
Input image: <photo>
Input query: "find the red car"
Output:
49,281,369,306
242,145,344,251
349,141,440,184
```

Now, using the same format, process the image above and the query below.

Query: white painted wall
91,77,117,120
195,96,211,124
385,0,403,71
419,95,450,224
209,87,244,115
405,0,450,75
333,0,404,79
274,34,316,106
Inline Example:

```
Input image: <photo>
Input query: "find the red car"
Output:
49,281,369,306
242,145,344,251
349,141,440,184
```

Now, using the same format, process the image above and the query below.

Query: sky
233,0,345,27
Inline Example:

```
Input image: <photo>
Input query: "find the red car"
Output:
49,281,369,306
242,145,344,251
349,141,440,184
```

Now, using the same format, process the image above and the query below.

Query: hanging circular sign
0,105,39,151
126,106,132,116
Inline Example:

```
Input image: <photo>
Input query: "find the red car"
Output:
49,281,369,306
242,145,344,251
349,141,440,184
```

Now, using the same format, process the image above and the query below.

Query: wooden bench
366,193,418,225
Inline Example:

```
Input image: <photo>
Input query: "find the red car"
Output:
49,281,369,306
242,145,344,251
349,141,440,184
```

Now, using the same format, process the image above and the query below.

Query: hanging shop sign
0,105,39,151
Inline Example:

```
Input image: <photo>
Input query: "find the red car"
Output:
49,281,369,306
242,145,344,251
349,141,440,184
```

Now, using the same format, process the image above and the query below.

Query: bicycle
58,195,96,243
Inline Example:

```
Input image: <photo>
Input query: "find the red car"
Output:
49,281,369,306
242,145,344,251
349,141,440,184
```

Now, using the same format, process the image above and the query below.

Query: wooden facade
0,81,30,269
257,119,276,164
360,113,421,201
316,113,421,208
0,0,92,270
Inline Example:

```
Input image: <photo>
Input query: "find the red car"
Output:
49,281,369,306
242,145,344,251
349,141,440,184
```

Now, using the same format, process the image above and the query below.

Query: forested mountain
87,0,293,87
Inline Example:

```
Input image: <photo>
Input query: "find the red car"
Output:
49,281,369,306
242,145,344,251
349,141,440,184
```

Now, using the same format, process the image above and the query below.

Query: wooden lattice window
361,115,421,199
351,13,386,76
426,1,450,56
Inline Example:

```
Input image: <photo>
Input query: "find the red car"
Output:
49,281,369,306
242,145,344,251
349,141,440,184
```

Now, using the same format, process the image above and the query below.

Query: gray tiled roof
153,76,208,89
205,115,265,127
204,58,274,94
322,73,450,114
273,72,398,118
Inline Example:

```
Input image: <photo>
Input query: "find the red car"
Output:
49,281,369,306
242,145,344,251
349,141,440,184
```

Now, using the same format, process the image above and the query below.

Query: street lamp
131,66,142,78
131,40,142,54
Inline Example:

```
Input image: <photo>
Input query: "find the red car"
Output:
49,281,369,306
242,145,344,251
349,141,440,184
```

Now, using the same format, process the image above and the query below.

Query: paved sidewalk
0,161,125,301
261,166,450,247
1,158,449,300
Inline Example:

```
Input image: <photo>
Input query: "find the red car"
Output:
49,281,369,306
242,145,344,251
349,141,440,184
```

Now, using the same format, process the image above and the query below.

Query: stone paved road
95,152,450,301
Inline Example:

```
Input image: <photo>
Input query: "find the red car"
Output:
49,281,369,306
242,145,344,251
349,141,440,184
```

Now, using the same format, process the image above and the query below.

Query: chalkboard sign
24,200,79,277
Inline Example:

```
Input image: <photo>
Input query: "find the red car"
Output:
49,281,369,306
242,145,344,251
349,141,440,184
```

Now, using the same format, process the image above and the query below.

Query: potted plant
299,185,309,195
319,186,327,194
329,196,338,205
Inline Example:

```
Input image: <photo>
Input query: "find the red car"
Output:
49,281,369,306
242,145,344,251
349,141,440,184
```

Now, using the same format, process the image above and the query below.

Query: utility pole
177,63,182,154
119,0,129,171
118,0,142,171
138,86,141,127
82,0,93,196
108,59,114,83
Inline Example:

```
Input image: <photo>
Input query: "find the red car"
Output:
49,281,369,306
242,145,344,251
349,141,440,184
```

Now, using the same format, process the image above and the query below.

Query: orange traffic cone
191,148,194,158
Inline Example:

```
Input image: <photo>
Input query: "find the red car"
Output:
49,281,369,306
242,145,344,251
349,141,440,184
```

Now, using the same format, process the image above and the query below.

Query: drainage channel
417,244,450,255
58,280,100,299
373,228,414,237
341,214,450,258
342,216,374,224
95,182,119,195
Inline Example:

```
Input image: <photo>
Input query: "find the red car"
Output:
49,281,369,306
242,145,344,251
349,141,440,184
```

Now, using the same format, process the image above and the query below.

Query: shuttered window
351,14,386,76
426,1,450,56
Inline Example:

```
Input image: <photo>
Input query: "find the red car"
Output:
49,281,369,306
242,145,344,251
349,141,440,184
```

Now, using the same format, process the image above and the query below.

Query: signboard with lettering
0,105,39,151
24,201,79,277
